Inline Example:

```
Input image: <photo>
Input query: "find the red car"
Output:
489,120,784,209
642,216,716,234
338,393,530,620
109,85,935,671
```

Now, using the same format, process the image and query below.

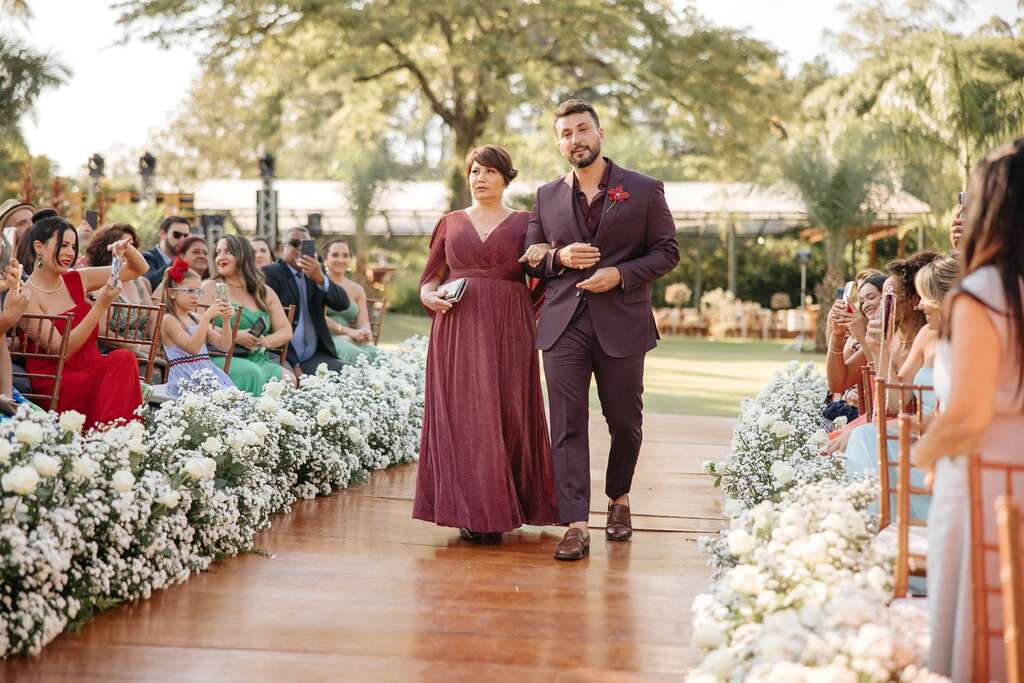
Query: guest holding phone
87,223,155,343
201,235,294,393
261,227,350,376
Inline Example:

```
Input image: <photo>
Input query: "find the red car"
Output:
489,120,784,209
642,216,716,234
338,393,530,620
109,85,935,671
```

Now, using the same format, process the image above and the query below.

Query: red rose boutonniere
608,184,630,206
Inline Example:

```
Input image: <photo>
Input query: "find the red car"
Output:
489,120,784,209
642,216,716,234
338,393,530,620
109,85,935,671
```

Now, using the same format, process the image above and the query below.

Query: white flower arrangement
693,361,949,682
0,337,426,659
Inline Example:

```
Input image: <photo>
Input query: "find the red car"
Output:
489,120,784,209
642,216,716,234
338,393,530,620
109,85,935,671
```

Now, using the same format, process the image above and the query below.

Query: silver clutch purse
439,277,468,303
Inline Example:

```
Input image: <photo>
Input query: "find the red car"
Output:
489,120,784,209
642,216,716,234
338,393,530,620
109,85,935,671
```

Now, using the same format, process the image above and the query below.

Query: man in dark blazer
143,215,192,289
524,100,679,561
262,227,350,375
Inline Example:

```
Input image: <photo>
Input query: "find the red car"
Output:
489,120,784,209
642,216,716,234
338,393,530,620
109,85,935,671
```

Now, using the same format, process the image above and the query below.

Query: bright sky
14,0,1022,177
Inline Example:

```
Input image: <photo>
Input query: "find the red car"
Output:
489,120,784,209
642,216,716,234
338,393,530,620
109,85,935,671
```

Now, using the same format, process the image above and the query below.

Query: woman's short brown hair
87,223,141,267
464,145,518,186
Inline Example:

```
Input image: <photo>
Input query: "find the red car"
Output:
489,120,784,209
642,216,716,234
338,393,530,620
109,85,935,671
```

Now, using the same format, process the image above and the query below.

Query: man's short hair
554,99,600,129
158,215,191,234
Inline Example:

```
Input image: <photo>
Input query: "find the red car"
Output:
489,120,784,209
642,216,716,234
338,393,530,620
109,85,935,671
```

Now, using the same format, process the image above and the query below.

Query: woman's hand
235,329,260,350
421,290,452,314
519,243,553,268
826,428,852,456
4,287,31,319
351,328,373,344
107,237,131,260
96,283,122,310
0,259,21,294
847,311,868,344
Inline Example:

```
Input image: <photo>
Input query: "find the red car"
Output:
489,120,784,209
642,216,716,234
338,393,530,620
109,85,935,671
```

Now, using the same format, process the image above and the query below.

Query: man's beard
164,238,177,254
569,143,601,169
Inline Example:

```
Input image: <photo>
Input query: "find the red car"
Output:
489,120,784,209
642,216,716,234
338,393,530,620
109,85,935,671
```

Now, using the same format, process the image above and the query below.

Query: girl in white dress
913,138,1024,682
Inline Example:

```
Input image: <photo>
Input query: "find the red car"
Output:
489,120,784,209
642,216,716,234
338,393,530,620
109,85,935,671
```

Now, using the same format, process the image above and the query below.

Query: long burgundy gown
413,210,558,533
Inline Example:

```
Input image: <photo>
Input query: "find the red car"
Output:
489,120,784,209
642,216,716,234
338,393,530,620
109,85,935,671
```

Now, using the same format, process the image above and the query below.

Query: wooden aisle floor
1,413,730,682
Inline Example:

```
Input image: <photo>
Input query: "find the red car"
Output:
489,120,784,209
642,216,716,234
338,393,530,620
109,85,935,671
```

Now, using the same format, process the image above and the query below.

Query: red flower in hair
167,258,190,284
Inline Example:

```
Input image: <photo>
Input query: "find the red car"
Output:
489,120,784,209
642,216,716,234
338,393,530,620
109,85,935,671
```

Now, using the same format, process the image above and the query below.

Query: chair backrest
862,363,876,422
892,414,933,598
874,377,933,530
366,297,388,345
96,301,166,384
275,305,296,367
10,312,75,409
194,303,244,374
997,496,1024,683
969,455,1024,683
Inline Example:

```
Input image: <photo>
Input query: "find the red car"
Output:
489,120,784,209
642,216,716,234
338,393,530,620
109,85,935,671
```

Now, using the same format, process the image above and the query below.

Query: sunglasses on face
169,231,189,240
287,239,302,249
171,287,203,295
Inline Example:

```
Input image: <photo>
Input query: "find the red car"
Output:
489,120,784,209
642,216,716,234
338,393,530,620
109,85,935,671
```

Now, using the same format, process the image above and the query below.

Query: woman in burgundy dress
414,145,558,540
19,210,147,429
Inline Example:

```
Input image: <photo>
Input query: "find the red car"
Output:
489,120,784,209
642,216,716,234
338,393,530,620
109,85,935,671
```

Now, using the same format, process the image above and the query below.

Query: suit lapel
593,161,627,249
556,172,588,244
281,263,301,308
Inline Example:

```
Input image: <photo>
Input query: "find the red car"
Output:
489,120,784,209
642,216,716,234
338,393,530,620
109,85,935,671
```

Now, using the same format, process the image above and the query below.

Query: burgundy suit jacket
524,160,679,358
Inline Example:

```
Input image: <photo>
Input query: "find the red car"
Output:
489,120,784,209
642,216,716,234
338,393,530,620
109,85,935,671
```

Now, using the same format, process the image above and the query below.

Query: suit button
575,291,581,297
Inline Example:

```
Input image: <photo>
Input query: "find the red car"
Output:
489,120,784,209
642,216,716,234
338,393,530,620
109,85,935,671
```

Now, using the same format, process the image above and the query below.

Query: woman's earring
36,256,43,271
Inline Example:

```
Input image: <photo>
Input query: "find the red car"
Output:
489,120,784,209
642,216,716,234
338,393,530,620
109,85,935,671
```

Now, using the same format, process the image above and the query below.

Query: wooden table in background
1,413,730,682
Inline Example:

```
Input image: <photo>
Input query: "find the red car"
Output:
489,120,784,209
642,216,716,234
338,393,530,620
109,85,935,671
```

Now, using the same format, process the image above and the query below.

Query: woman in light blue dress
843,256,958,521
322,239,378,364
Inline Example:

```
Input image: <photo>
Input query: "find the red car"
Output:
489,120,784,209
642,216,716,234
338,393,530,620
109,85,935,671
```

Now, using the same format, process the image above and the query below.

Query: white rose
757,413,777,429
58,410,86,433
727,528,756,556
201,436,224,456
793,534,829,566
817,665,858,683
71,456,99,480
182,394,204,410
157,489,181,509
249,422,269,440
31,452,60,478
212,389,233,403
257,396,278,413
347,426,362,443
111,470,135,493
728,565,764,595
14,421,43,445
1,465,39,495
691,621,725,649
184,457,216,481
722,498,743,518
771,420,794,438
0,439,10,465
239,429,259,447
128,436,147,454
833,416,848,430
701,648,736,678
811,429,829,448
316,408,333,427
276,410,298,428
263,381,285,399
769,460,796,487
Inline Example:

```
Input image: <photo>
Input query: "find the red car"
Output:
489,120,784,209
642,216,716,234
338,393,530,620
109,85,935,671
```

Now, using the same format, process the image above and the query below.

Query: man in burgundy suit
522,100,679,561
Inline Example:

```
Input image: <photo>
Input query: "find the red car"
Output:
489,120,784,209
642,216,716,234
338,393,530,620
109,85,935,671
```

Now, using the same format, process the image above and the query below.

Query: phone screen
215,282,229,301
300,240,316,258
957,191,967,208
85,210,98,230
881,293,896,340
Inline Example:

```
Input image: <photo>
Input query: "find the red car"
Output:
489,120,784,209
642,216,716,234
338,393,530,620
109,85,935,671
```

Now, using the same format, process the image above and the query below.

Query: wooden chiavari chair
862,363,876,422
97,301,166,384
10,313,75,410
970,456,1024,683
275,305,296,367
366,297,388,345
997,496,1023,683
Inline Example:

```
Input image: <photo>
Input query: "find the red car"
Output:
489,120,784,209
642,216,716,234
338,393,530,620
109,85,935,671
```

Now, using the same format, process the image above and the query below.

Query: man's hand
559,243,601,270
577,267,621,293
299,256,324,285
950,206,964,250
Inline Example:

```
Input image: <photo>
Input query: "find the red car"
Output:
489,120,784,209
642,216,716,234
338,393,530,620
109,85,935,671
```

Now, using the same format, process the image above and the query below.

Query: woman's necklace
27,276,64,294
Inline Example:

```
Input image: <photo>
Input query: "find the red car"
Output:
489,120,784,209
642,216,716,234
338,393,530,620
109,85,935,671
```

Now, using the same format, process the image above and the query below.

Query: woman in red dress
414,145,558,540
19,209,149,429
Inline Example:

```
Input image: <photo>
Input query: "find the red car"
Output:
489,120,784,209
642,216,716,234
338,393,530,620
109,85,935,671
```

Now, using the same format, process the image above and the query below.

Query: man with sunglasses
262,227,350,376
144,215,192,288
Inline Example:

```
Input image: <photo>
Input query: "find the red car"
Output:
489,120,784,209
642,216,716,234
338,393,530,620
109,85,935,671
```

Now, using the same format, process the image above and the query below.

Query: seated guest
250,236,275,269
201,235,294,393
143,215,191,288
826,269,885,360
0,258,33,413
87,223,154,342
18,209,147,428
323,239,378,364
152,235,210,302
0,200,35,244
262,227,350,376
159,259,235,398
913,139,1024,681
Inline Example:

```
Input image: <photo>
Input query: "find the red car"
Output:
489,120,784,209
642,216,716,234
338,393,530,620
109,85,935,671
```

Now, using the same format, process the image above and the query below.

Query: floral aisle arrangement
704,361,841,510
0,339,426,659
691,362,948,682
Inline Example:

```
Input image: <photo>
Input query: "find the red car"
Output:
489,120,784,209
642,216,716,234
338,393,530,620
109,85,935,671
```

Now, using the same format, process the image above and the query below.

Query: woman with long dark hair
913,139,1024,681
18,209,148,427
200,234,294,393
322,239,378,364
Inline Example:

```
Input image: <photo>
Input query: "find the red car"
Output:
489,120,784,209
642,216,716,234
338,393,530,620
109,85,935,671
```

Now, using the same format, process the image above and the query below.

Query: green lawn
381,313,824,418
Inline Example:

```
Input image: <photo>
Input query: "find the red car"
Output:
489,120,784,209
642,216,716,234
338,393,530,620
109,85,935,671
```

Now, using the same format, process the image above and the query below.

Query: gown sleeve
419,216,450,316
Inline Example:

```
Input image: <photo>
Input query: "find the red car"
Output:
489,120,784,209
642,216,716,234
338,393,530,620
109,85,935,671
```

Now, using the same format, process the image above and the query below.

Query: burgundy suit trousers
542,301,645,523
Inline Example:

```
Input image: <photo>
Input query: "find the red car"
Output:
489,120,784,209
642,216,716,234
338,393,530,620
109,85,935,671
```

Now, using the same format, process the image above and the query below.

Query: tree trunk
815,231,848,351
448,123,482,211
354,207,370,287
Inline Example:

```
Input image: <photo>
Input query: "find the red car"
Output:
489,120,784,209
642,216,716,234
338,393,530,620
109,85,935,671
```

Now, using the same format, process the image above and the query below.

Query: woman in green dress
200,234,295,393
323,240,378,364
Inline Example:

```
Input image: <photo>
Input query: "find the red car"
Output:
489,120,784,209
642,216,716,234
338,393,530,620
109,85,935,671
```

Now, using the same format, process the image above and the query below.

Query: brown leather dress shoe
606,503,633,542
553,528,590,561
